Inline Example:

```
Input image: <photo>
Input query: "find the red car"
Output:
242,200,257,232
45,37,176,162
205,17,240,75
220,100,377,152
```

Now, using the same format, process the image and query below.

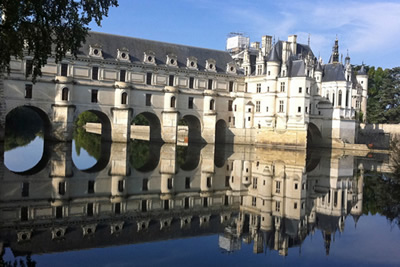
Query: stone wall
358,123,400,149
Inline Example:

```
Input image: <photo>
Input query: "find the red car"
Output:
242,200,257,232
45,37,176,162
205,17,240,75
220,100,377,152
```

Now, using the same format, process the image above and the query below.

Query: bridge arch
179,114,204,144
4,106,52,174
215,119,228,144
132,112,162,142
307,122,323,148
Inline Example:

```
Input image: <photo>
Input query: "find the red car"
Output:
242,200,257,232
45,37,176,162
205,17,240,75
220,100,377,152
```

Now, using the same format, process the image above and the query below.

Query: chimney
251,42,260,50
288,35,297,55
262,35,272,56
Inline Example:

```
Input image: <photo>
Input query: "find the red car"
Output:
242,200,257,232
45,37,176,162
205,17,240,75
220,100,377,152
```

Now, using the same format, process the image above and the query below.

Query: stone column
160,144,177,200
51,104,75,141
111,108,132,142
109,142,129,176
161,86,179,144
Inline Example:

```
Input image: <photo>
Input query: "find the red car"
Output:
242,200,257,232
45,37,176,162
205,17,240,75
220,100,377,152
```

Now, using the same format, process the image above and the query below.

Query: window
61,63,68,76
282,70,286,76
203,197,208,207
279,100,284,113
118,180,124,193
257,65,262,75
26,60,33,75
267,86,270,92
207,177,212,188
228,100,233,111
146,94,151,106
294,183,298,190
25,84,32,99
56,206,63,219
229,81,234,92
88,181,95,194
245,83,248,92
22,182,29,197
299,87,302,93
306,87,309,94
224,195,229,206
170,96,176,108
92,66,99,80
248,116,251,121
169,75,174,86
62,87,69,101
91,89,98,103
256,83,261,93
120,69,126,82
234,105,237,112
209,99,215,110
164,200,169,210
141,200,147,212
298,106,301,112
184,197,190,209
346,90,349,107
356,100,360,108
58,182,66,195
256,101,261,112
275,201,281,212
332,93,335,106
253,177,258,189
305,107,308,113
268,71,271,76
21,207,28,221
167,178,173,189
115,203,121,214
276,181,281,193
142,179,148,191
121,92,127,105
185,177,190,189
294,202,298,209
208,79,213,89
338,90,342,106
225,176,230,187
188,97,194,109
233,117,235,126
252,197,257,206
266,106,269,112
189,77,194,89
146,72,152,85
280,82,285,92
87,203,94,216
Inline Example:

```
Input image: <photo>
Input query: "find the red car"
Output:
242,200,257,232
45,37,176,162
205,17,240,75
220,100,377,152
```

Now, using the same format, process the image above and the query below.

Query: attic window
148,56,153,62
191,61,195,67
93,49,99,55
209,64,213,69
230,66,234,71
121,52,127,59
170,59,175,64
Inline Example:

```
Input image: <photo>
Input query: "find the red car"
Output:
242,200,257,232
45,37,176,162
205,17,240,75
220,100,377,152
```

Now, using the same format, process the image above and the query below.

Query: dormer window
89,44,103,58
226,62,236,74
117,48,130,62
144,51,156,65
187,57,198,69
166,54,178,67
206,59,216,72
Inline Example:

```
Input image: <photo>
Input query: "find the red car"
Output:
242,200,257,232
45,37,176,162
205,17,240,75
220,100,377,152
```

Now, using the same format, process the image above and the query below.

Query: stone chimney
288,35,297,55
261,35,272,56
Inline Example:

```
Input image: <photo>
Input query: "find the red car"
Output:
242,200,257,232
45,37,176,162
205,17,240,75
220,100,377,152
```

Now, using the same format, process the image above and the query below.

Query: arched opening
4,106,52,174
62,87,69,101
131,112,162,142
177,143,203,171
209,99,215,111
121,92,127,105
307,122,323,148
72,110,112,171
129,140,161,172
215,119,227,144
178,115,203,144
170,96,176,108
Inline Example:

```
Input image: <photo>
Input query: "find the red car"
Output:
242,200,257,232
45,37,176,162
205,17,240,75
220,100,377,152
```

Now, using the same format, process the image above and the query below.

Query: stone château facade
0,32,367,148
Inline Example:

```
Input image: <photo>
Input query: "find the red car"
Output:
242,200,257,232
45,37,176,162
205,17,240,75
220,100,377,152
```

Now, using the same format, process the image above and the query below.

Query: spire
330,37,339,63
345,49,350,65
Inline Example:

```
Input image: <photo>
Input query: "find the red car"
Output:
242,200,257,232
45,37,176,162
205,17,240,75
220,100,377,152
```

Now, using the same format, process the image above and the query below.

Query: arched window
62,87,69,101
210,99,215,110
332,93,335,106
338,90,342,106
170,96,176,108
121,92,127,105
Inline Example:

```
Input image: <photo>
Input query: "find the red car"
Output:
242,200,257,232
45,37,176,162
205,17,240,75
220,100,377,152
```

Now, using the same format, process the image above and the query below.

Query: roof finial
308,33,311,47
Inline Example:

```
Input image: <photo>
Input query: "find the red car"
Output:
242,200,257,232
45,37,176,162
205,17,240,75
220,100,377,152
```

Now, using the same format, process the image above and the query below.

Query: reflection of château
0,142,388,257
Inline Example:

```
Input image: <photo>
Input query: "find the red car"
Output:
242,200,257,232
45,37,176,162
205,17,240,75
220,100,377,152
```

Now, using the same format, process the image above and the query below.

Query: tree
0,0,118,82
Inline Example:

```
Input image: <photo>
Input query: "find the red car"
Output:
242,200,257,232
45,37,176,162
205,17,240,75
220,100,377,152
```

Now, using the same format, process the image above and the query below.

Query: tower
356,64,368,121
330,38,339,63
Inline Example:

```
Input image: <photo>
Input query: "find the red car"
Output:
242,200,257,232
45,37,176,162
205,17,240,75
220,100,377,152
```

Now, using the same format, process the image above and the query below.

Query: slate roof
78,31,234,73
322,63,346,82
358,64,367,75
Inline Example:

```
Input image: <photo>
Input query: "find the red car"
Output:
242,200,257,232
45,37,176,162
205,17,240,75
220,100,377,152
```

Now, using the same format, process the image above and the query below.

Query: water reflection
0,138,396,264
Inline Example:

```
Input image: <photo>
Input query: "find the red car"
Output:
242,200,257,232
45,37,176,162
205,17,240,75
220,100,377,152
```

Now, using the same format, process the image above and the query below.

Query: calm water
1,128,400,267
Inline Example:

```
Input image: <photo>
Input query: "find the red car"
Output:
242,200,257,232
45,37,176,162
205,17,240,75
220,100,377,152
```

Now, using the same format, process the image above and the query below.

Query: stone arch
4,106,52,175
178,143,203,171
78,109,112,142
180,114,204,143
307,122,322,148
215,119,227,144
132,112,162,142
130,141,161,173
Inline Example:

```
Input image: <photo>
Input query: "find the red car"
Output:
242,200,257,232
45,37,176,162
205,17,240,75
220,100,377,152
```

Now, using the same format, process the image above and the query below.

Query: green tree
0,0,118,82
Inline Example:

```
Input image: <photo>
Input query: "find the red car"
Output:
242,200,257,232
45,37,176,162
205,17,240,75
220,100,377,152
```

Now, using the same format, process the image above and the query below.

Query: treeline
363,66,400,123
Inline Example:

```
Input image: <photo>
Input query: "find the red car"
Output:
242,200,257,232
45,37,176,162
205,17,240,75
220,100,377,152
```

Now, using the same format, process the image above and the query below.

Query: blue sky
89,0,400,69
